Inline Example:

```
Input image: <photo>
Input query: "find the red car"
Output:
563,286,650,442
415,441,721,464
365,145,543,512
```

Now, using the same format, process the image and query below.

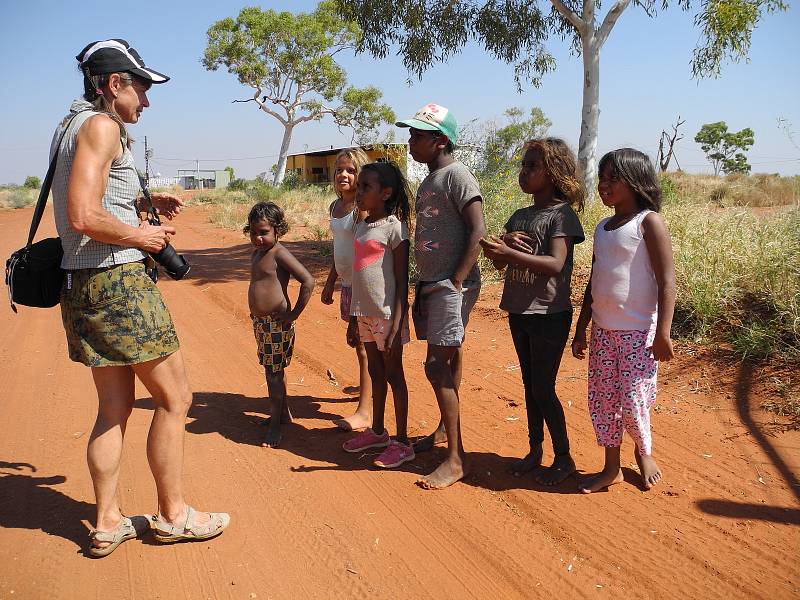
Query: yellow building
285,144,409,184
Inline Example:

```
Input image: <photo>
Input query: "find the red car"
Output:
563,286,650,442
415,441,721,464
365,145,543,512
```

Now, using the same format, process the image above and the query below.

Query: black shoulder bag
4,111,86,313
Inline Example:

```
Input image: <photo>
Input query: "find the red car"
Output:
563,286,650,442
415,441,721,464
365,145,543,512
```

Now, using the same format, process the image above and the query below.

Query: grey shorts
412,279,480,347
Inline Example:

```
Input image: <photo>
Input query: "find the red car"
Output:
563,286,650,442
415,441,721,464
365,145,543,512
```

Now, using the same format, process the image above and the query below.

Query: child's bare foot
510,447,543,475
535,453,576,486
262,426,282,448
635,452,662,490
416,457,466,490
342,385,360,395
579,468,623,494
413,426,447,453
333,411,372,432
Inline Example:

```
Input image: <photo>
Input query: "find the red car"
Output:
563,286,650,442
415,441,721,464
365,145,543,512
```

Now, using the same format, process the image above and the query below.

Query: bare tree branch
596,0,632,48
583,0,596,29
550,0,587,35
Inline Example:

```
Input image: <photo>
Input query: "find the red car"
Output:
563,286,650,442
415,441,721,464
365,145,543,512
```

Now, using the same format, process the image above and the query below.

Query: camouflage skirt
60,261,180,367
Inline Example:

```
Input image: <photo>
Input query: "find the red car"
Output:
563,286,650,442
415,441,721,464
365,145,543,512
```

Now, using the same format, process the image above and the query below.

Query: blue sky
1,0,798,184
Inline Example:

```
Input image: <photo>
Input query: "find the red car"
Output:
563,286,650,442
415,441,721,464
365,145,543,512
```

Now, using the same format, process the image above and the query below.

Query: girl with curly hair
480,137,586,485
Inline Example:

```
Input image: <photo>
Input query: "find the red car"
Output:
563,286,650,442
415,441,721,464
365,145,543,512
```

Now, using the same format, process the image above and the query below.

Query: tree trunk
578,33,600,202
273,123,294,186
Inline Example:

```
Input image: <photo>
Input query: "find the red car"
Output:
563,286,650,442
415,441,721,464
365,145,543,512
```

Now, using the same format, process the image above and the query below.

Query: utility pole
144,136,153,184
195,159,200,190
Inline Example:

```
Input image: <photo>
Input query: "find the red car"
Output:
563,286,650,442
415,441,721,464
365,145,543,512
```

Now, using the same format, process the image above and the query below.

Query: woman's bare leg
133,350,206,524
87,365,136,542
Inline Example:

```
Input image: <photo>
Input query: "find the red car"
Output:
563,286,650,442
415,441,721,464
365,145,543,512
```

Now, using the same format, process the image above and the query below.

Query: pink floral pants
588,325,658,455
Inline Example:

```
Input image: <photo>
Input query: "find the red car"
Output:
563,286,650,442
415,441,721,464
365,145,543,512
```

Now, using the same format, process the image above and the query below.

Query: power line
153,154,279,162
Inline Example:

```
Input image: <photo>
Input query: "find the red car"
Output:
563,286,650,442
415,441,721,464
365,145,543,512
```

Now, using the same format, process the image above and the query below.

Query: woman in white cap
52,39,229,557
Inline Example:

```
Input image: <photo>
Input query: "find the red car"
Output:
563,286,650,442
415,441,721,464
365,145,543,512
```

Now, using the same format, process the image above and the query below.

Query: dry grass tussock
665,171,799,207
0,187,38,209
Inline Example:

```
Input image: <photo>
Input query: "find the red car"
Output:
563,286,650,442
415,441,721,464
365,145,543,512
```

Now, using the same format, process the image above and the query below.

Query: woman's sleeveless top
590,210,657,331
330,200,355,286
51,99,145,270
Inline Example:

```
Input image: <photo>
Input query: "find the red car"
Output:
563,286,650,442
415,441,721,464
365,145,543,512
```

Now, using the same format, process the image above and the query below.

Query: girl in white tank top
320,148,374,432
571,149,676,495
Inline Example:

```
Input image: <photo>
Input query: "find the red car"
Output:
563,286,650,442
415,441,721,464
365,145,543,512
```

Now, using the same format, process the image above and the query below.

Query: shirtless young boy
245,202,315,447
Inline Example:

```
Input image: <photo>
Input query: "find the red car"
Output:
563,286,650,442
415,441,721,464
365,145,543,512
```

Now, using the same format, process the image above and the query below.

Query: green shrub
280,170,301,190
0,187,36,208
228,178,247,191
24,176,41,189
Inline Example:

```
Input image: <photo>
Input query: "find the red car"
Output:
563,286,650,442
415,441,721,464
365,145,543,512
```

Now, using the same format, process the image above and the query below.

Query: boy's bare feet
262,426,282,448
510,446,543,475
535,453,576,486
416,457,467,490
333,410,372,432
579,468,624,493
413,425,447,453
635,452,662,489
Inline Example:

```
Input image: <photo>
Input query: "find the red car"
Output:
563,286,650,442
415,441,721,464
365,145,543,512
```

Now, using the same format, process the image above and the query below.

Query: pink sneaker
374,441,415,468
343,428,390,453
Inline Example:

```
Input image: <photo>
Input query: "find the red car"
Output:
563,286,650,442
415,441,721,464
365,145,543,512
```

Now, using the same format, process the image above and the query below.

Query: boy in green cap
397,103,486,489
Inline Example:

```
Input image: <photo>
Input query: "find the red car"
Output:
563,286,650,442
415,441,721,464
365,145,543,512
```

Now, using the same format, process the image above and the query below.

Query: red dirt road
0,205,798,599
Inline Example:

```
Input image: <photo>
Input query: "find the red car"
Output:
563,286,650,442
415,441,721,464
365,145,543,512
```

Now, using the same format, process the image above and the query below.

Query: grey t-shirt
499,202,585,314
414,161,482,282
350,215,409,319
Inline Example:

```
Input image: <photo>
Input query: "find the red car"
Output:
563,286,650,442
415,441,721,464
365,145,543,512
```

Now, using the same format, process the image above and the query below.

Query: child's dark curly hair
598,148,662,212
523,138,586,212
243,201,289,237
361,162,412,224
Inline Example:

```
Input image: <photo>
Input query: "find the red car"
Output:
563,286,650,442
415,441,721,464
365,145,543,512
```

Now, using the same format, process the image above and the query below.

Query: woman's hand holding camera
149,192,184,220
137,222,176,254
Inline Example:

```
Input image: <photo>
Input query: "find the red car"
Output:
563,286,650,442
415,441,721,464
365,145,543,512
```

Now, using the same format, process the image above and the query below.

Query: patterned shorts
252,315,295,373
60,261,179,367
588,325,658,455
357,316,410,351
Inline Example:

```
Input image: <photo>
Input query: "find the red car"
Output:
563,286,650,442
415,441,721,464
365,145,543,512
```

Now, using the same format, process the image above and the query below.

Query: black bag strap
136,171,159,222
25,109,91,249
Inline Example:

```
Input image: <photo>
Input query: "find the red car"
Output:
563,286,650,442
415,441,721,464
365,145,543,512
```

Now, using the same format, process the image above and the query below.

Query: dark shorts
252,315,295,373
412,279,480,347
60,261,180,367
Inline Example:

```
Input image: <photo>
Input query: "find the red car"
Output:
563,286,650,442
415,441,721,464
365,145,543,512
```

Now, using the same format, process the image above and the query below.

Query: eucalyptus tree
203,1,395,185
695,122,755,174
336,0,785,198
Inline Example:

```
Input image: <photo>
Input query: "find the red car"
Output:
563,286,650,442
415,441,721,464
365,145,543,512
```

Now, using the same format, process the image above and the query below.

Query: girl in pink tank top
571,149,676,494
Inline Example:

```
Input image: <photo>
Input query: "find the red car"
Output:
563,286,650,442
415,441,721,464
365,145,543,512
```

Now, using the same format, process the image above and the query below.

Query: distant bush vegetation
0,185,38,209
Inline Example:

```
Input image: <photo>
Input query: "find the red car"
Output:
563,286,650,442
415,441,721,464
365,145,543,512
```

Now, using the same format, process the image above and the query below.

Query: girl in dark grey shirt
480,138,585,486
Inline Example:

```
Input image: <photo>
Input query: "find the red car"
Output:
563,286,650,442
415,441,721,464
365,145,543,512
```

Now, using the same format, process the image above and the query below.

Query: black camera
147,208,190,280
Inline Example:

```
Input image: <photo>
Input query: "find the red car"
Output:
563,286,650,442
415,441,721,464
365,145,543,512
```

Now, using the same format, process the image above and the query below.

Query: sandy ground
0,204,798,600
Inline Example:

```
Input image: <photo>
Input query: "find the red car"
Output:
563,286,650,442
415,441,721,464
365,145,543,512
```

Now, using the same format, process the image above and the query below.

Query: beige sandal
151,506,230,543
88,516,145,558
